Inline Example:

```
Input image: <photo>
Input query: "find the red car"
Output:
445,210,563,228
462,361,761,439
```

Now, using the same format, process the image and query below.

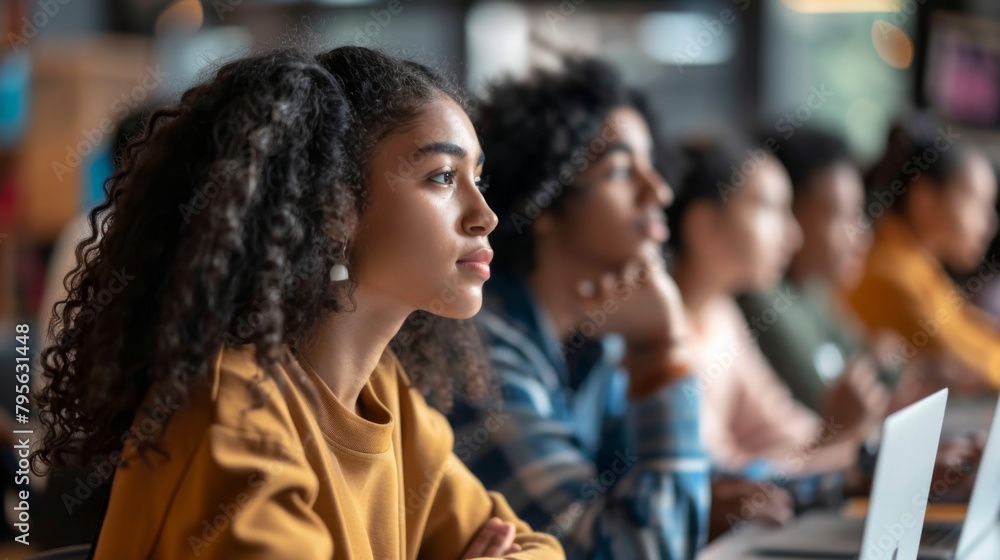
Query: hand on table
709,478,795,542
821,356,890,440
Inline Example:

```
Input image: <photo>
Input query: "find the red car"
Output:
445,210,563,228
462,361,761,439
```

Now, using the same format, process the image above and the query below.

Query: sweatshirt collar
285,346,395,455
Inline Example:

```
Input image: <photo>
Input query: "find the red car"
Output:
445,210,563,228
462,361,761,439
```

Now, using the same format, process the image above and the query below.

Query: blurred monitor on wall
923,10,1000,129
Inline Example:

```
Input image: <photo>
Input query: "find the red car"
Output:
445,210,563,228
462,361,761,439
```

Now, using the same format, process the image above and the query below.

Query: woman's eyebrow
415,142,486,166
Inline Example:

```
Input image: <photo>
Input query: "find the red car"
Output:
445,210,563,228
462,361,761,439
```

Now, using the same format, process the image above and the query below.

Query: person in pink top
664,134,888,533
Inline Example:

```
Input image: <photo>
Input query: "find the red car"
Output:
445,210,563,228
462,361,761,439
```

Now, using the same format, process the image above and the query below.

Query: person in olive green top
740,279,865,412
737,129,891,415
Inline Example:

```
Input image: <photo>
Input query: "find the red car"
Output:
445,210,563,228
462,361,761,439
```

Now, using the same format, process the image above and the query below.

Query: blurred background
4,0,1000,326
1,0,1000,554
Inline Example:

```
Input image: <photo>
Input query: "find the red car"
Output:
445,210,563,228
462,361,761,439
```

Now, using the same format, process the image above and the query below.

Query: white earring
329,263,349,282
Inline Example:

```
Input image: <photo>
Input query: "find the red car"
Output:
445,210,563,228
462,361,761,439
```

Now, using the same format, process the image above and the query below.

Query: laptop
752,389,949,559
919,393,1000,559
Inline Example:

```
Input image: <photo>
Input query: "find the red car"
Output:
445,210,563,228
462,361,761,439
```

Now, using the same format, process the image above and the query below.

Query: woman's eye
429,171,456,185
608,165,631,180
475,176,488,192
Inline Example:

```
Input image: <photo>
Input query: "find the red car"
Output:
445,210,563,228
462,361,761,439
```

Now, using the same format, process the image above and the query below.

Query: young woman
32,47,562,559
447,57,712,559
737,128,893,415
667,135,880,479
847,114,1000,389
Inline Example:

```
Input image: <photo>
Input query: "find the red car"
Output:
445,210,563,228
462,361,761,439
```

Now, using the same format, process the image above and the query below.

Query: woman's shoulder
702,296,750,340
96,345,317,559
207,343,302,442
113,344,289,467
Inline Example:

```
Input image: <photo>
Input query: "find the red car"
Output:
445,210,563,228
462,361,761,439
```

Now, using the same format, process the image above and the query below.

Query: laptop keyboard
920,524,963,549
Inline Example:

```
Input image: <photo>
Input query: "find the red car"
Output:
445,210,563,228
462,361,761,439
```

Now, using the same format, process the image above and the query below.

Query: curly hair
475,56,666,274
33,46,489,474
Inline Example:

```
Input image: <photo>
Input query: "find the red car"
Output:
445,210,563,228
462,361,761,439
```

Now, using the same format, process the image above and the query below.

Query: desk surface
698,523,1000,559
697,523,772,560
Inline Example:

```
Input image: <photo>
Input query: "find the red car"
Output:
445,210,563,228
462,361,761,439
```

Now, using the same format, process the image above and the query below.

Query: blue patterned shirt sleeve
449,305,711,560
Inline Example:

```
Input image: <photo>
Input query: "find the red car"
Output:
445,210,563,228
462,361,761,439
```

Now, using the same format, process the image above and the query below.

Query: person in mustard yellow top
30,47,564,559
846,114,1000,389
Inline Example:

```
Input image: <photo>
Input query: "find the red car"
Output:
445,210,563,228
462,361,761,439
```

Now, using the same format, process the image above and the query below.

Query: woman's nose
463,186,498,236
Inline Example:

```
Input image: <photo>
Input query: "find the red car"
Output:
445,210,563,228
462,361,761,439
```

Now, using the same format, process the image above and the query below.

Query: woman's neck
296,289,409,416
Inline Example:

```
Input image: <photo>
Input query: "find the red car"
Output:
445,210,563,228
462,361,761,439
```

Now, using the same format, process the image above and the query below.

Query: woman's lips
457,248,493,281
457,261,491,280
640,218,669,242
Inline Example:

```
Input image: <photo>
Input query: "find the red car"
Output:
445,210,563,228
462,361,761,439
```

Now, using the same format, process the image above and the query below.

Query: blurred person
667,135,882,488
447,58,711,559
737,128,895,414
846,114,1000,389
728,129,984,505
31,47,562,559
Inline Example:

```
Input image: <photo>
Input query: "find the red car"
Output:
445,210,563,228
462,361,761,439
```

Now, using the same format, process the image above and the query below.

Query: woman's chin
423,294,483,320
443,303,483,320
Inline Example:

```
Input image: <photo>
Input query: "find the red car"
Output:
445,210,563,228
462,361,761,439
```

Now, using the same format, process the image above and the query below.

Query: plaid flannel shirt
447,271,711,559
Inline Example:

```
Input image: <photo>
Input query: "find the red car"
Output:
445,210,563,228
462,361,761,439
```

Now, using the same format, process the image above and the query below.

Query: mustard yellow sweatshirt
846,214,1000,387
93,344,563,559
